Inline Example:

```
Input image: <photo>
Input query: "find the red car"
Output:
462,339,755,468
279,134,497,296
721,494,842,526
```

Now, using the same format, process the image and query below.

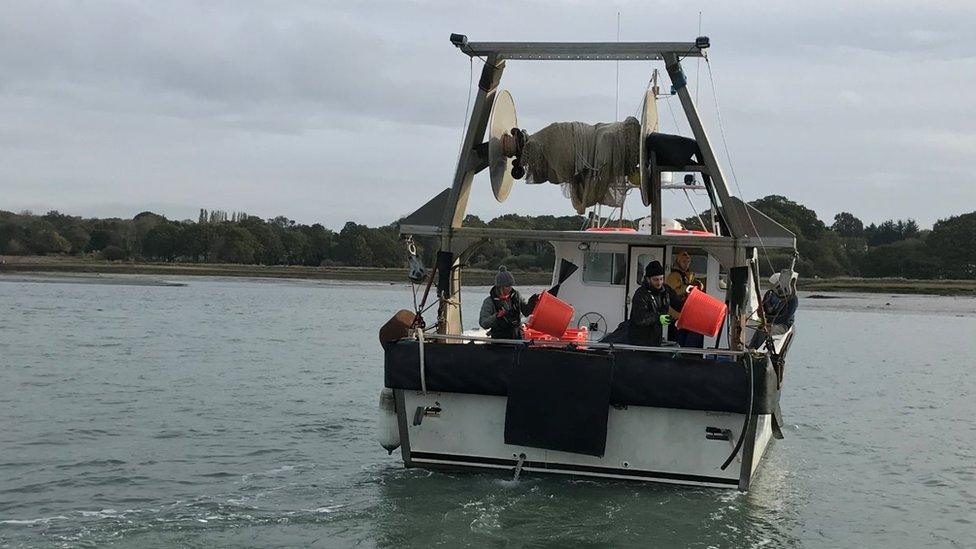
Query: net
520,117,640,213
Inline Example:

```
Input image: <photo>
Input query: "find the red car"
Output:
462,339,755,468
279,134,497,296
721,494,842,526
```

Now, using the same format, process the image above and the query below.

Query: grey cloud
1,0,974,228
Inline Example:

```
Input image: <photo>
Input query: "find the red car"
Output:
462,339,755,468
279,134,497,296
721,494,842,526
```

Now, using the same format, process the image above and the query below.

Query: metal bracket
705,426,732,441
412,404,442,426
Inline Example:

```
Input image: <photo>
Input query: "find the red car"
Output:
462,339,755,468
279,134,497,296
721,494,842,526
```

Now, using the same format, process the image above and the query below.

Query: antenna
615,11,621,120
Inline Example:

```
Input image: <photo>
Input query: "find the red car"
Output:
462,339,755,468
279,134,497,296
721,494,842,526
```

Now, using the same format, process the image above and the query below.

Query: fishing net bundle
518,117,640,213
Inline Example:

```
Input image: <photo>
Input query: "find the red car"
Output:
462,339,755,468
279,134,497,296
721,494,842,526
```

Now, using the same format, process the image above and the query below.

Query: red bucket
676,287,727,337
526,290,574,338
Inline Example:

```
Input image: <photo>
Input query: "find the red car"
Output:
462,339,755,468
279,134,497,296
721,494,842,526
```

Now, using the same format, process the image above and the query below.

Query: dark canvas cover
384,341,779,417
503,348,613,457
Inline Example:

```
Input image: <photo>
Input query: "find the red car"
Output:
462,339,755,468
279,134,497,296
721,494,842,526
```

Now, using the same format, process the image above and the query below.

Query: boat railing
420,332,754,358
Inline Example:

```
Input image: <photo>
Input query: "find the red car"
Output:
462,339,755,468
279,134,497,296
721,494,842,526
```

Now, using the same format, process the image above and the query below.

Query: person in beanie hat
626,260,676,346
479,266,538,339
494,265,516,287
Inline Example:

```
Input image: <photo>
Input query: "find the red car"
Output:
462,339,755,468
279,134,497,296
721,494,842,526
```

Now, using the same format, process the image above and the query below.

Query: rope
704,54,776,274
411,281,419,315
416,326,427,394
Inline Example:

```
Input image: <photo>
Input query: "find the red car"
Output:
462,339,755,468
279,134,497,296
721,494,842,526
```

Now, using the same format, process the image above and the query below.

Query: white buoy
378,388,400,455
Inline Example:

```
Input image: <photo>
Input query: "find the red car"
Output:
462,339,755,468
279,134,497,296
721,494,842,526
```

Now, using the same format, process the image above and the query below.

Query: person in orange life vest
666,250,705,347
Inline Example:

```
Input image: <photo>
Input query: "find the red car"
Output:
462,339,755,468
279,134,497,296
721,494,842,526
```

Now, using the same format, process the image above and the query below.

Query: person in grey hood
479,266,539,339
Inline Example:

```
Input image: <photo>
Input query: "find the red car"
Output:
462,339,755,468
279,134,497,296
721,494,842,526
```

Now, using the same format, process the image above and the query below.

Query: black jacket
627,282,674,346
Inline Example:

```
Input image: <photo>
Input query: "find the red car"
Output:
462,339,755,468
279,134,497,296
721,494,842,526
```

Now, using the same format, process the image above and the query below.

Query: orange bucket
526,290,574,338
676,287,727,337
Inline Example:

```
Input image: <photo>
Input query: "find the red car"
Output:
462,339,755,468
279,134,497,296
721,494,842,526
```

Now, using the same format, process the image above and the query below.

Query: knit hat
495,265,516,287
644,260,665,277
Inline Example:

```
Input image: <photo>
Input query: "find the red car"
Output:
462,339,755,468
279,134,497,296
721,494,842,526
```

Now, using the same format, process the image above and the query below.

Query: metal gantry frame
431,35,780,337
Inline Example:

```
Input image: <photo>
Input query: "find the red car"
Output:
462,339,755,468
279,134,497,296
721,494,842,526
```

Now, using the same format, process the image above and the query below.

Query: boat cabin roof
398,188,796,250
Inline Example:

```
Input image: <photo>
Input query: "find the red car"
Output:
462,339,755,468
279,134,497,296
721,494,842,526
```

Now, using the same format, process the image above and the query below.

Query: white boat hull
394,389,773,490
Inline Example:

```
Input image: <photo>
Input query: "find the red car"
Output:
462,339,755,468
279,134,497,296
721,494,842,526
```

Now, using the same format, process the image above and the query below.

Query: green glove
658,314,672,326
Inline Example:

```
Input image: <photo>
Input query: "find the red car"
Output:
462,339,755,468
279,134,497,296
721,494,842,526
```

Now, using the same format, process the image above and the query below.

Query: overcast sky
2,0,974,230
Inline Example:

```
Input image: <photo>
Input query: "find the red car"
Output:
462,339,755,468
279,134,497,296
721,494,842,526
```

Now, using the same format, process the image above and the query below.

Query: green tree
349,234,373,266
831,212,864,237
212,225,258,263
26,220,70,254
927,211,976,279
334,222,370,265
860,239,935,279
281,229,310,265
63,226,91,254
131,211,167,257
299,224,334,266
101,245,127,261
87,229,115,251
750,195,833,276
143,223,182,261
238,216,283,265
179,222,214,261
0,220,26,254
865,220,913,247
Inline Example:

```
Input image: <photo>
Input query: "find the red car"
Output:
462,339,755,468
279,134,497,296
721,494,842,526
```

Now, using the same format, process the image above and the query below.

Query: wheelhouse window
635,253,656,286
583,252,626,285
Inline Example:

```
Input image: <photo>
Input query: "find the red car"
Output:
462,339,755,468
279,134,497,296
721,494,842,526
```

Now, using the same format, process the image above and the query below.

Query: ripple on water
1,279,974,548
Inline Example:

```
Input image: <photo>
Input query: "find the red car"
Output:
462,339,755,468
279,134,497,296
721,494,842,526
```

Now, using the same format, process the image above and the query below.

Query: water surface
1,275,974,547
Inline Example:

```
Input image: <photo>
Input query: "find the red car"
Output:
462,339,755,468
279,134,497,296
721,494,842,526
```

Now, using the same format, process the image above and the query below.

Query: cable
455,57,475,161
665,95,681,133
704,55,776,274
721,353,754,470
682,188,707,230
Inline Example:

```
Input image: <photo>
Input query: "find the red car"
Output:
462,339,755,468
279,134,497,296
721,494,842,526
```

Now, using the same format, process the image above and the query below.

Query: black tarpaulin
503,348,613,457
384,340,780,417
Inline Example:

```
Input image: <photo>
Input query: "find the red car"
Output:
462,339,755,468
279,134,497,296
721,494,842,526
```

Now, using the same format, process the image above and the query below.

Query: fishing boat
378,35,798,490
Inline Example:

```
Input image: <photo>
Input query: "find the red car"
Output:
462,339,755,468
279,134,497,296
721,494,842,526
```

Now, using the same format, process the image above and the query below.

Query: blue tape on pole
668,63,687,91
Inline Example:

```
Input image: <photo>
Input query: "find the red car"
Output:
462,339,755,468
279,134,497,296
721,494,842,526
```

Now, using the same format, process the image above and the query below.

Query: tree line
0,198,973,280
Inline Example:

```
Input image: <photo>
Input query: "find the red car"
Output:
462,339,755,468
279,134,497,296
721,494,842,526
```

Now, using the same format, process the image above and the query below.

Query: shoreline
0,257,553,286
1,257,974,295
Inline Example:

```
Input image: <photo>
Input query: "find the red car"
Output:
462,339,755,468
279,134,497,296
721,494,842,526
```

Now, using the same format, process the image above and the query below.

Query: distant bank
2,256,974,295
0,256,552,286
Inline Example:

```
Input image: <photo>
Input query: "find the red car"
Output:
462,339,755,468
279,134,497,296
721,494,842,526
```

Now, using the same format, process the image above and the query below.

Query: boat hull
394,389,773,489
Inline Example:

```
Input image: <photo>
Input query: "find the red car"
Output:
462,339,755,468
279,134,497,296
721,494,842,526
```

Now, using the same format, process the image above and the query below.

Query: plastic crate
524,326,589,344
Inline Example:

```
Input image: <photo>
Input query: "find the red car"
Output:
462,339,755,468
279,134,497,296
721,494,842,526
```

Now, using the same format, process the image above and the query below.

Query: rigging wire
682,188,707,230
615,11,621,121
455,57,475,161
704,54,776,274
665,95,681,134
695,11,702,103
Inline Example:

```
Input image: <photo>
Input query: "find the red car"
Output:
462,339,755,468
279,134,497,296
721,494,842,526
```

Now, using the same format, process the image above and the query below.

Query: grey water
1,274,974,548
